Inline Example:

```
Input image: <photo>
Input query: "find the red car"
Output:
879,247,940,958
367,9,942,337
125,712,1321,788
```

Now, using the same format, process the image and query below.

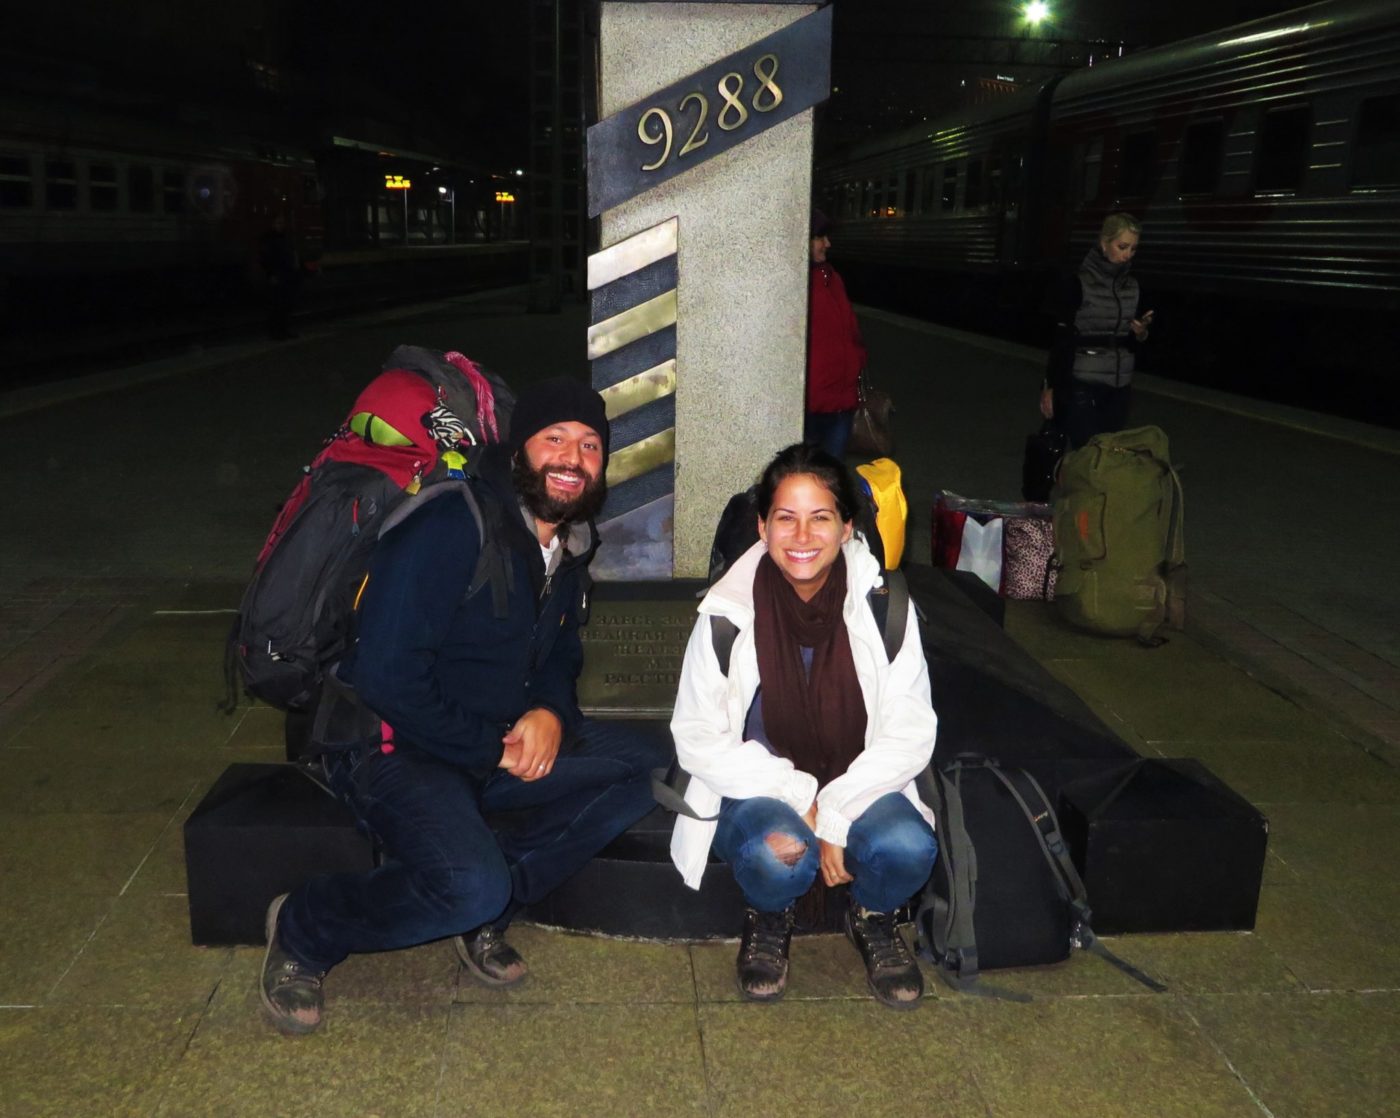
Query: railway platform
0,292,1396,1117
0,242,530,390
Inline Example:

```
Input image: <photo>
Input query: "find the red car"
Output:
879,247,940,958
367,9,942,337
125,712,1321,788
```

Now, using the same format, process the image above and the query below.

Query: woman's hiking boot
259,893,327,1034
845,901,923,1009
454,926,529,987
736,906,795,1001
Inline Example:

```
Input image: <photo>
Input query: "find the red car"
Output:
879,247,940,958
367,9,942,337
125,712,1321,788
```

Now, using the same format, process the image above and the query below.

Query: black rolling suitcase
1022,421,1069,502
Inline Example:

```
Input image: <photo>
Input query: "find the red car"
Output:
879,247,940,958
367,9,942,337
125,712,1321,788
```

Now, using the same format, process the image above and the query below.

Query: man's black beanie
508,376,610,468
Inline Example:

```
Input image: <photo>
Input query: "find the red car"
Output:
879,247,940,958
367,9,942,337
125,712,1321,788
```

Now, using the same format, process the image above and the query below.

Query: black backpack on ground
913,753,1165,1000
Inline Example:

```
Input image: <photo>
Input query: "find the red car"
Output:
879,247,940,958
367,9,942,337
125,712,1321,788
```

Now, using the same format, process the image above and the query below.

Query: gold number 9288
637,53,784,173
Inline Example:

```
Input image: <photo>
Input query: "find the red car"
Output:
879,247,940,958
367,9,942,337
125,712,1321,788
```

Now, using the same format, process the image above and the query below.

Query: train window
885,174,898,216
192,173,218,215
45,159,77,210
1006,155,1023,206
89,163,118,212
904,170,917,215
162,170,184,213
1352,94,1400,188
987,155,1002,204
1179,120,1225,194
1255,107,1310,192
1118,130,1156,197
965,160,984,208
921,167,938,213
129,166,154,212
0,154,32,208
303,174,319,207
1081,137,1104,202
941,163,958,211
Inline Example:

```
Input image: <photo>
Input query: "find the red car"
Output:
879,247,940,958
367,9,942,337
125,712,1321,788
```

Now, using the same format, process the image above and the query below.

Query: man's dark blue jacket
340,445,596,780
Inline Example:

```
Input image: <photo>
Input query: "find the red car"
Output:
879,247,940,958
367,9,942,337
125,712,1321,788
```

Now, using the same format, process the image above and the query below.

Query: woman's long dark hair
754,443,861,524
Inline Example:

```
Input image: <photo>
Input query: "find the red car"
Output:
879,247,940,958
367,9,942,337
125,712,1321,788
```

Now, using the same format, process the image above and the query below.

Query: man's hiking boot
845,902,923,1010
259,894,326,1034
454,926,528,987
736,906,795,1002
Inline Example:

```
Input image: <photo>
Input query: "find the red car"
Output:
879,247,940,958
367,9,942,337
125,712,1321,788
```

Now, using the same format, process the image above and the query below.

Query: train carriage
0,94,323,326
1044,0,1400,308
815,0,1400,415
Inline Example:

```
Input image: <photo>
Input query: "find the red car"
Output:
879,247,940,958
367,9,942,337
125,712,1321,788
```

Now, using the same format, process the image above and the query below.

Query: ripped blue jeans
711,791,937,914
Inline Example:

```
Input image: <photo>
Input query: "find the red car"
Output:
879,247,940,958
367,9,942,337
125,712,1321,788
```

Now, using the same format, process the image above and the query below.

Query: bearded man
260,377,668,1035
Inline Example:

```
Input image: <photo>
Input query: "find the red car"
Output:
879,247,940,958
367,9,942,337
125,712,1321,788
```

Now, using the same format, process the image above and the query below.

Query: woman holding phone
1040,212,1153,448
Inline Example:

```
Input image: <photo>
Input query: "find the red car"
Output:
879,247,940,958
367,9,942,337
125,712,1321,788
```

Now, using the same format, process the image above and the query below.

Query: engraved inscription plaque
576,584,703,717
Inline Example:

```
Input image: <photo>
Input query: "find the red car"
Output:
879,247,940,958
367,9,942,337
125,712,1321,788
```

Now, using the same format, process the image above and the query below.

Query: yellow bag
855,458,908,569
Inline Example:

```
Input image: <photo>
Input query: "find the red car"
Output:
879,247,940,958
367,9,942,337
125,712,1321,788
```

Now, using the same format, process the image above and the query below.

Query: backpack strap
378,480,513,621
710,615,740,676
1137,459,1188,647
873,568,909,662
986,764,1166,993
649,764,720,820
463,486,513,620
1162,464,1188,632
914,759,1031,1002
708,570,909,676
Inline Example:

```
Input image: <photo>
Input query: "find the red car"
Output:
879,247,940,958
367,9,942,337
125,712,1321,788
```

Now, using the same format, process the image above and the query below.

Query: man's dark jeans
278,719,668,972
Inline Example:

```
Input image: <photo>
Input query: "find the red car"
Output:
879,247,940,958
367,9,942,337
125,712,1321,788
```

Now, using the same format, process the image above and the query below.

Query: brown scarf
752,552,867,789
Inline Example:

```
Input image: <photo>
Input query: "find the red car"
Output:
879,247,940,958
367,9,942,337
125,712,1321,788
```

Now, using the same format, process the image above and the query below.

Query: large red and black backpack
225,346,515,714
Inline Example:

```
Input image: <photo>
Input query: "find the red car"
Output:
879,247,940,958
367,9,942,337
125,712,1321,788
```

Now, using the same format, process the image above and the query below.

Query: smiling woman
757,472,853,600
668,443,940,1010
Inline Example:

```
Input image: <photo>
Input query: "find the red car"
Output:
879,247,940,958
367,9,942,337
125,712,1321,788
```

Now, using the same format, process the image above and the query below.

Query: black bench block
184,762,374,946
1059,758,1268,934
522,806,748,940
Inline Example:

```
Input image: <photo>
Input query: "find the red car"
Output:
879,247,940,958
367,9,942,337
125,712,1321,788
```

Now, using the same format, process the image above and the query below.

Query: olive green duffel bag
1050,426,1186,644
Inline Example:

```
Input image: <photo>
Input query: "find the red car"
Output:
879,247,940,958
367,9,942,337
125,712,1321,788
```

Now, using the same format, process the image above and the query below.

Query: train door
992,144,1017,268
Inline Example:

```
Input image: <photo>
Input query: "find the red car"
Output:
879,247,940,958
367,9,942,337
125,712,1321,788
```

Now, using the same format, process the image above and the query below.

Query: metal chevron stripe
589,218,678,519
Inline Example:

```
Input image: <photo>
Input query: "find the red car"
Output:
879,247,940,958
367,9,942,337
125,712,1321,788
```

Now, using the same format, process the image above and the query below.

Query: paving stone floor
1,587,1397,1117
1,296,1397,1116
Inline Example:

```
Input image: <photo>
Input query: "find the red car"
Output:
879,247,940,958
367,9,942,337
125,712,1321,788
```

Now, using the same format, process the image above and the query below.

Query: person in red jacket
805,209,867,459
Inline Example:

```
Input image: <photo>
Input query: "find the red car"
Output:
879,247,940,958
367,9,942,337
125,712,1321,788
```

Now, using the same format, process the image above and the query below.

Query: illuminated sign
385,175,412,190
495,191,516,203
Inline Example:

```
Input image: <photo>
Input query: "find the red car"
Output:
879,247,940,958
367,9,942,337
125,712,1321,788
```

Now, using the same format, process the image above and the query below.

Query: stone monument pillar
586,2,832,580
553,4,833,938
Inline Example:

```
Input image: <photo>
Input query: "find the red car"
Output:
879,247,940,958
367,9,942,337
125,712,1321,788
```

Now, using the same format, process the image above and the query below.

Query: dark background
4,0,1313,167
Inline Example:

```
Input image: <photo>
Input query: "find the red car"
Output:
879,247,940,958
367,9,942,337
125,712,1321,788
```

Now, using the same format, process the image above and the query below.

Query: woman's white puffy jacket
669,537,937,890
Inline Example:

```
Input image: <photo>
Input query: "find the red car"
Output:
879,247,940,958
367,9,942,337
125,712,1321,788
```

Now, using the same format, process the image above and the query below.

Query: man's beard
512,452,608,528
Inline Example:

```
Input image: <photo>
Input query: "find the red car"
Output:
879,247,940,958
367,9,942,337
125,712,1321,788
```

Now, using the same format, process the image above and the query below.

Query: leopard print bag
1002,514,1058,601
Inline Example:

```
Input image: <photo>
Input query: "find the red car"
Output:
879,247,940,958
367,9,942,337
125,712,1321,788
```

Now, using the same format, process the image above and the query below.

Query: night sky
281,0,532,165
3,0,1316,169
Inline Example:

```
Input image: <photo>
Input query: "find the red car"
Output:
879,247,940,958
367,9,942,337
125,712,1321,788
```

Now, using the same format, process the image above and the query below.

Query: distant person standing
260,216,302,341
805,209,867,460
1040,213,1153,448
